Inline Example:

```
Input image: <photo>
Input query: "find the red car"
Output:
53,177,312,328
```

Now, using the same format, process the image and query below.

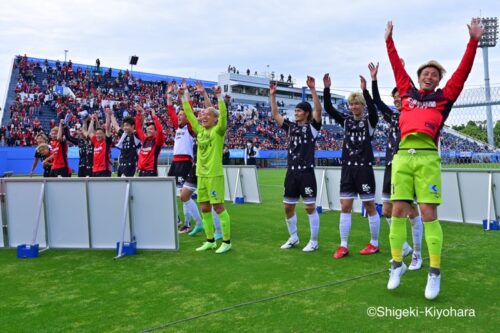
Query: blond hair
347,92,366,106
205,107,219,117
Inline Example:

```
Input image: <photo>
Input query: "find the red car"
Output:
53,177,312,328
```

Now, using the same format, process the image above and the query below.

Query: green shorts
391,149,442,204
197,176,225,204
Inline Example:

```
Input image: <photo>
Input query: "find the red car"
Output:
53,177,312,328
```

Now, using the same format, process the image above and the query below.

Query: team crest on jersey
302,126,307,133
362,184,371,193
304,187,313,196
211,191,217,197
358,121,364,128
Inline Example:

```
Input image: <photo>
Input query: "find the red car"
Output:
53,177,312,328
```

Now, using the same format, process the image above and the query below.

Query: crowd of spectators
1,55,496,157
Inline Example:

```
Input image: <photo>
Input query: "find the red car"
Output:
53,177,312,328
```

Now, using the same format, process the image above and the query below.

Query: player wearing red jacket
48,119,70,177
88,113,113,177
135,105,165,176
385,19,484,300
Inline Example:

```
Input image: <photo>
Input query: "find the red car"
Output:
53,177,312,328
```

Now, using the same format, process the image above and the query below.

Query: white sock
182,201,191,227
385,217,392,226
212,207,222,234
186,199,203,227
308,211,320,242
368,213,380,247
286,214,298,238
340,213,351,248
410,215,423,254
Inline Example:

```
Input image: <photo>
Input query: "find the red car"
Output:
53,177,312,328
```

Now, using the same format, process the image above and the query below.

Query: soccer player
182,84,231,254
323,74,380,259
369,61,423,270
30,133,50,177
135,104,165,176
271,76,322,252
48,119,71,177
165,82,202,233
109,108,140,177
88,113,113,177
35,143,52,178
384,19,484,299
64,119,93,177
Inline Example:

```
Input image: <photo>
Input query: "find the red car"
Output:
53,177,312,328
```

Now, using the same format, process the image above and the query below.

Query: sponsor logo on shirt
408,98,436,109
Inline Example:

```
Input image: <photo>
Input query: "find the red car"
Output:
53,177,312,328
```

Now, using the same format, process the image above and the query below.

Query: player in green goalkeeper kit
181,84,231,254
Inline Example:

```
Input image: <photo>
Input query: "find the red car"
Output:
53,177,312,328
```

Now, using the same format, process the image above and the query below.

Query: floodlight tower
478,17,498,146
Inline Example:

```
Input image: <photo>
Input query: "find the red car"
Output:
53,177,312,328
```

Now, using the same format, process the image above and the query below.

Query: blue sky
1,0,499,115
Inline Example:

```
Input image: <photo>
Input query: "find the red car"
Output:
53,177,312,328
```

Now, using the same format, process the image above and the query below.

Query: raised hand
368,62,379,80
135,104,144,114
213,86,221,96
59,118,65,125
468,17,485,41
323,73,331,89
104,107,112,115
180,79,188,90
385,21,393,41
306,76,316,89
269,82,277,96
167,82,174,94
194,81,205,93
360,75,367,91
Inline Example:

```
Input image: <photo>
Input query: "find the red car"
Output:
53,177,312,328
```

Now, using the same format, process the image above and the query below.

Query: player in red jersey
135,105,165,177
88,113,113,177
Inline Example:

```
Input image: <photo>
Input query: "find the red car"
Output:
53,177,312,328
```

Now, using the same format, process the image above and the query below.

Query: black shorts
78,165,92,177
283,169,317,205
50,167,70,178
183,163,197,190
168,161,192,187
382,164,392,201
93,170,112,177
340,165,376,201
138,170,158,177
117,165,136,177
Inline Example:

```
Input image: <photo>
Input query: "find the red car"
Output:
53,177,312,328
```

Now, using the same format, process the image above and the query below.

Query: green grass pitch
1,169,499,332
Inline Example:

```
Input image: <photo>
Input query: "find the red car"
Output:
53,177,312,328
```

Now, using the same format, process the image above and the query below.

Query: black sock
207,238,215,243
223,240,231,244
392,260,402,269
429,267,441,276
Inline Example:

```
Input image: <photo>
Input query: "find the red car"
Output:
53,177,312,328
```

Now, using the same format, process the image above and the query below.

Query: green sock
201,212,215,240
218,210,231,241
424,220,443,269
389,217,407,262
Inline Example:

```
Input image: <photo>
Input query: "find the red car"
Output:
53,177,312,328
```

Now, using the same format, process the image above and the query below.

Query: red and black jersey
386,37,479,143
136,114,165,172
50,139,68,170
91,136,113,173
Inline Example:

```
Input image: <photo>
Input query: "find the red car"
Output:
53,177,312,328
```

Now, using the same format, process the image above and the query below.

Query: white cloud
1,0,500,116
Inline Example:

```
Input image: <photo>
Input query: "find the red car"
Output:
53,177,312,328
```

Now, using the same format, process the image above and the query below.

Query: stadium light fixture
479,17,498,48
476,17,498,147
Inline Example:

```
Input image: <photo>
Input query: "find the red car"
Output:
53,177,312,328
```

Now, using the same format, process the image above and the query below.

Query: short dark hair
145,122,156,129
96,127,105,133
123,116,135,126
391,87,398,97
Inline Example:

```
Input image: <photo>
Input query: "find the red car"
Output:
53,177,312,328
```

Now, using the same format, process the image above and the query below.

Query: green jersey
183,98,227,177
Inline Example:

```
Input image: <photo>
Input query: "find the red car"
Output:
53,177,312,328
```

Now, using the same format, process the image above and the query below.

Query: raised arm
151,108,165,146
442,18,483,101
181,87,202,134
368,62,393,121
213,86,227,135
322,74,345,126
134,105,145,141
269,82,284,126
88,114,96,139
109,109,121,133
166,83,179,129
64,124,79,145
385,21,413,95
57,119,65,142
195,81,213,108
306,76,322,124
104,108,112,137
361,75,378,128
